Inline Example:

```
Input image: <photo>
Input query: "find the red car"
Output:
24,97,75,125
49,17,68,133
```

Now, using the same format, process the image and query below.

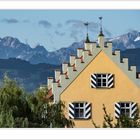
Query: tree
0,75,74,128
92,104,140,128
27,87,74,128
0,74,30,127
46,101,74,128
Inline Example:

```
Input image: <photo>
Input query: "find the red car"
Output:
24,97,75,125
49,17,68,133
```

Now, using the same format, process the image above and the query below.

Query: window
69,102,91,119
91,73,114,88
74,103,85,118
120,102,131,117
96,74,108,87
115,102,137,118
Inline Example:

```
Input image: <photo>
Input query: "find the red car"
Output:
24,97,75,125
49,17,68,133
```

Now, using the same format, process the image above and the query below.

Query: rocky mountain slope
0,58,60,92
0,30,140,65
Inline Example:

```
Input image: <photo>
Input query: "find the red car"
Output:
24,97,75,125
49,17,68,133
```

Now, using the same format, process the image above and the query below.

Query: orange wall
60,51,140,128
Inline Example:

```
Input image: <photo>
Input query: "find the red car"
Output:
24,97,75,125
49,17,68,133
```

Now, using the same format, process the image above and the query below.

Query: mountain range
0,30,140,65
0,30,140,91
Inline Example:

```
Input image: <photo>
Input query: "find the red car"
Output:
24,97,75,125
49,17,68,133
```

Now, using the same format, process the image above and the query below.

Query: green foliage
0,74,74,128
115,111,140,128
46,101,74,128
0,74,30,127
93,104,140,128
102,104,114,128
27,87,74,128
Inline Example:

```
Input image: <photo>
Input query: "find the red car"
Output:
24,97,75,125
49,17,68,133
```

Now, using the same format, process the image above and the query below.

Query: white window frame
74,102,86,119
96,74,108,88
69,102,91,119
120,102,131,118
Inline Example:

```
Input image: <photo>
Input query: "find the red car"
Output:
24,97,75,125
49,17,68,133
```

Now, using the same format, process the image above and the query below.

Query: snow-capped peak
109,36,121,41
134,36,140,42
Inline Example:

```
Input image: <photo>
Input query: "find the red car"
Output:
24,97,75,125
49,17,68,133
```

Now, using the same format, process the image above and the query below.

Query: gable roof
47,40,140,103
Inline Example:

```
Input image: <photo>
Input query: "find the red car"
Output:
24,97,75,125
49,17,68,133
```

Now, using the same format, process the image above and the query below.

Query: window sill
71,118,91,120
96,87,111,89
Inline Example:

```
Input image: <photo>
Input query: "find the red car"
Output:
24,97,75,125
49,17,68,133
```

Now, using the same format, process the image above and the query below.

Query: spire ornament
99,17,104,36
84,22,90,43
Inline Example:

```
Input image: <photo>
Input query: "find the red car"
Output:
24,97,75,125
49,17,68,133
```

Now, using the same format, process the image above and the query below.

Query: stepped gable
47,40,140,103
47,19,140,103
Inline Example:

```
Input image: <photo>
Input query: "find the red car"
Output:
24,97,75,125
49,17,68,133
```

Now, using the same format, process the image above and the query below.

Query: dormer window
91,73,114,88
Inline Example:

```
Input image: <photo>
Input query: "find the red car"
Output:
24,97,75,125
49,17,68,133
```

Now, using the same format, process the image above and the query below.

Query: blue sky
0,10,140,51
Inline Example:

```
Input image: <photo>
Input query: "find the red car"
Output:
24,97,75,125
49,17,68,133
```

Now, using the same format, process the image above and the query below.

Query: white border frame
0,0,140,139
0,1,139,9
0,129,140,139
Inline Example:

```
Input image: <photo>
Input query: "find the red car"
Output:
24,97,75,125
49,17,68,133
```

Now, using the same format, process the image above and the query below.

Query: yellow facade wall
60,50,140,128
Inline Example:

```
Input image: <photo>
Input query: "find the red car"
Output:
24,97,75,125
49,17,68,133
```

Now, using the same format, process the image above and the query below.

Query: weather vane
84,22,90,43
99,17,103,33
84,22,89,34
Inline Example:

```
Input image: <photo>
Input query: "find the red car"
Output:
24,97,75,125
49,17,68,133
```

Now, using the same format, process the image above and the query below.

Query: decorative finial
99,17,104,36
84,22,89,34
84,22,90,43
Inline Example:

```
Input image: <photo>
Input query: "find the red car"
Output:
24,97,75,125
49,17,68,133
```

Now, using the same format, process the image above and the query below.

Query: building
47,18,140,128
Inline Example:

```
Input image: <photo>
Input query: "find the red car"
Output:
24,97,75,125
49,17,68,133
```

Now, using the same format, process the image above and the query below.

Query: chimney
47,77,53,90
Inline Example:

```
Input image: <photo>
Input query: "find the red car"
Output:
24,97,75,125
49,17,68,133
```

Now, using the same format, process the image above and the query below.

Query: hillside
0,58,60,92
121,48,140,71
